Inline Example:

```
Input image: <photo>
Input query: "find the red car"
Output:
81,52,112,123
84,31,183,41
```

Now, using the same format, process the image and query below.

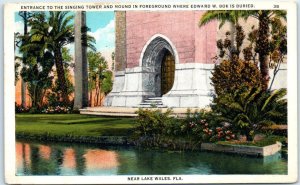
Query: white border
4,1,298,184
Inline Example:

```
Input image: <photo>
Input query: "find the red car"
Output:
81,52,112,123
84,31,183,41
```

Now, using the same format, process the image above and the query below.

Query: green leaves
211,59,262,97
213,87,287,141
199,10,287,90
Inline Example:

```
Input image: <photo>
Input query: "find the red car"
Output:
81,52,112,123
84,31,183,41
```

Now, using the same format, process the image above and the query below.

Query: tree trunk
257,12,270,91
21,11,28,108
99,80,102,106
54,48,69,103
89,90,92,107
74,11,89,110
95,82,99,106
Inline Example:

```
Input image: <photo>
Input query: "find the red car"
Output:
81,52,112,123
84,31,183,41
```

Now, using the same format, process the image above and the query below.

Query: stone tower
105,11,218,108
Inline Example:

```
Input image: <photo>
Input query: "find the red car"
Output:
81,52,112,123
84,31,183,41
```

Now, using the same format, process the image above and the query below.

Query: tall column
115,11,126,71
74,11,88,109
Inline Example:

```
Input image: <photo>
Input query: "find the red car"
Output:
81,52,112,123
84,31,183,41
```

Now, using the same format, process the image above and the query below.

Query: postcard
4,1,298,184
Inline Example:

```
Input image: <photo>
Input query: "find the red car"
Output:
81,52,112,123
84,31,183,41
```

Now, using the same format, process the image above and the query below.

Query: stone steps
137,97,167,108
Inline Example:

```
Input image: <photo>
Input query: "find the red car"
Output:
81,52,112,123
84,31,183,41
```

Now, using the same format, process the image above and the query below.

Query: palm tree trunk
21,11,28,108
94,85,99,106
257,12,270,90
89,90,92,107
54,48,69,103
74,11,89,109
99,82,102,106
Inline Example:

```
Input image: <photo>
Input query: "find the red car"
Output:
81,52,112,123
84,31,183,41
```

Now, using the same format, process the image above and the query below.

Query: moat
16,140,287,175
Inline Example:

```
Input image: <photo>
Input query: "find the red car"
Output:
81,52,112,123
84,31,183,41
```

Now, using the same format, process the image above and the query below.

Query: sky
14,11,115,67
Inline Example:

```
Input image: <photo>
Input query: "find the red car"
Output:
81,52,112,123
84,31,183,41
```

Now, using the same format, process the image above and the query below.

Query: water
16,140,287,175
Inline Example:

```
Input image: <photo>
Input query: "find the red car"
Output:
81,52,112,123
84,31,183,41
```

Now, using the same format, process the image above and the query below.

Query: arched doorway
141,35,177,97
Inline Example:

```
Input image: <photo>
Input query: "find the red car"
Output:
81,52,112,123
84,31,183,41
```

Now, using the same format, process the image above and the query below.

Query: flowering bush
182,110,237,142
42,106,72,114
208,124,236,142
133,108,238,148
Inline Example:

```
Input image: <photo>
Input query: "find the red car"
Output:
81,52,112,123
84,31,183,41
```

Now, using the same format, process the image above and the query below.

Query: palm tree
199,11,244,46
19,12,55,108
86,51,108,106
253,10,286,90
199,10,286,90
29,11,75,103
48,12,75,103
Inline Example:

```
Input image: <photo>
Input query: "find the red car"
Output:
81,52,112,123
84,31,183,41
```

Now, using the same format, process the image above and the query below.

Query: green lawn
16,114,135,137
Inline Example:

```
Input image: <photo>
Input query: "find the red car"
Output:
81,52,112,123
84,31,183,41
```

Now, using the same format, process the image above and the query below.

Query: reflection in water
39,145,51,160
75,148,86,175
16,143,32,175
61,148,77,175
83,149,119,175
16,141,287,176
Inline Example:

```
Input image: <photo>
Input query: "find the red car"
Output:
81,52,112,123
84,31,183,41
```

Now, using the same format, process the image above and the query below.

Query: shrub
211,58,262,96
182,109,237,142
182,109,213,140
212,86,287,141
133,108,174,145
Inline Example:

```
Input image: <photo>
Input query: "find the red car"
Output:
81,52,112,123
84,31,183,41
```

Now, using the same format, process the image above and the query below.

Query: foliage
215,25,245,60
111,52,115,70
14,61,21,85
18,14,55,108
211,58,262,96
199,10,287,90
101,70,113,95
199,10,250,29
133,108,238,147
46,47,74,107
182,109,236,142
24,11,75,103
212,86,287,141
134,108,174,138
242,18,287,90
87,51,109,106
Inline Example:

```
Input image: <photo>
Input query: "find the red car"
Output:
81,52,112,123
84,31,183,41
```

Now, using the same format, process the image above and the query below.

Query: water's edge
16,133,285,158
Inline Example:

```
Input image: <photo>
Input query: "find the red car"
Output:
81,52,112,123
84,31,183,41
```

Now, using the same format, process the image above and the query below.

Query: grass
16,114,135,137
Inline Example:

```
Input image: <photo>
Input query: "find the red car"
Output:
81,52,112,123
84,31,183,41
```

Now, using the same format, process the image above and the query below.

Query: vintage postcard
4,1,298,184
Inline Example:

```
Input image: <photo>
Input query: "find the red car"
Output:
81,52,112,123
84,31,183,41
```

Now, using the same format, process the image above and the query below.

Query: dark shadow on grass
89,128,134,136
48,118,134,125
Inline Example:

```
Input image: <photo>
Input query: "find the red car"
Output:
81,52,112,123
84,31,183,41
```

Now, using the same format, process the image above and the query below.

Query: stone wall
194,11,217,64
126,11,217,68
201,142,282,157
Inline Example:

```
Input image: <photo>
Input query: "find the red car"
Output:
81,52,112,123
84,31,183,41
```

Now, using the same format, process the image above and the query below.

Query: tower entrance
141,35,177,97
161,51,175,96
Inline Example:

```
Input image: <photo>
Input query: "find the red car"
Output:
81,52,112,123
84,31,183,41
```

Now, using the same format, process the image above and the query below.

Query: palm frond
272,10,287,20
262,88,287,111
